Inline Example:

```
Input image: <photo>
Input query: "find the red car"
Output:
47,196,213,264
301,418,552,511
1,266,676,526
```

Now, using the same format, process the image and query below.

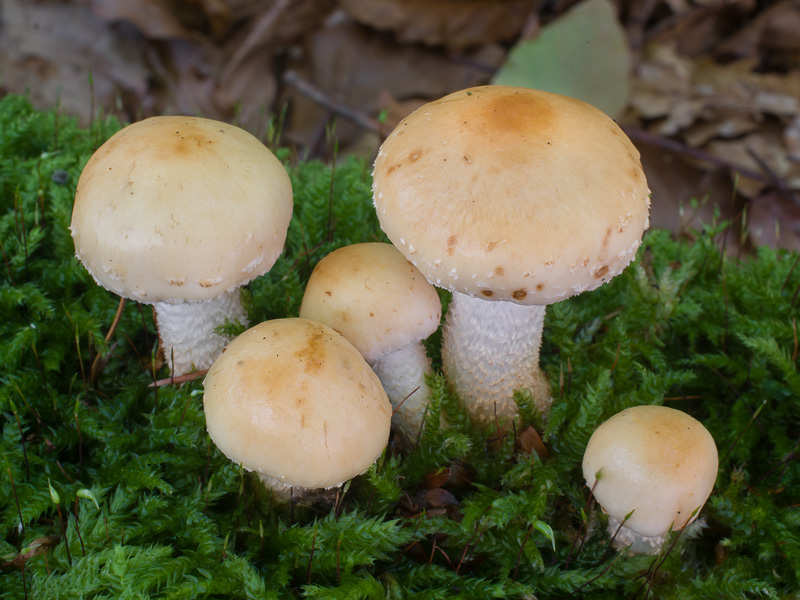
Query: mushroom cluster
299,242,441,439
582,405,719,554
71,115,292,375
372,85,651,428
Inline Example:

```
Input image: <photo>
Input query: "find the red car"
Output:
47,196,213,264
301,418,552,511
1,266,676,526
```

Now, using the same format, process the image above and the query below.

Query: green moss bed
2,94,800,599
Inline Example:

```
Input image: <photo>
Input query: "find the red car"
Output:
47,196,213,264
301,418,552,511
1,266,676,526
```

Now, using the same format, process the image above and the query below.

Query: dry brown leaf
283,15,502,154
716,0,800,61
706,127,800,198
748,190,800,252
0,0,150,125
338,0,536,50
89,0,192,39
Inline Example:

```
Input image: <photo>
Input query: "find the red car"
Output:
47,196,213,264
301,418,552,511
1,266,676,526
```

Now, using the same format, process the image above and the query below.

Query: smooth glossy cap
372,85,650,305
582,405,718,538
71,116,293,304
299,243,441,361
203,318,392,489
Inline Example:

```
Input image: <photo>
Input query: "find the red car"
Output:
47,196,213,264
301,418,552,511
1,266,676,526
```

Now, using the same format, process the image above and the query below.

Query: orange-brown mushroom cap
372,85,650,305
203,318,392,489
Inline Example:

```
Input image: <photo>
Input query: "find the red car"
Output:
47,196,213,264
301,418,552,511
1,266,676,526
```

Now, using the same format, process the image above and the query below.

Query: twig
149,370,207,387
8,468,24,537
90,297,127,383
283,70,382,135
623,127,769,184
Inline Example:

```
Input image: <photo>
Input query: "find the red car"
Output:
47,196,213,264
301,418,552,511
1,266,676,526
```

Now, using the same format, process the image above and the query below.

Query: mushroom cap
582,405,718,538
203,318,392,489
372,85,650,305
299,243,441,361
71,116,293,304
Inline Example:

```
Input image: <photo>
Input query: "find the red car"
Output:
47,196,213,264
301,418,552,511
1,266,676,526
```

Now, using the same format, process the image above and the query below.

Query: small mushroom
203,318,392,497
372,85,650,428
582,405,719,554
71,116,293,375
299,243,441,438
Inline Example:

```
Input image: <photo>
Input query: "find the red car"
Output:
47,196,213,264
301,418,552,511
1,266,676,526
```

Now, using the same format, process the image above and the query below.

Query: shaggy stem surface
154,288,248,375
442,293,552,428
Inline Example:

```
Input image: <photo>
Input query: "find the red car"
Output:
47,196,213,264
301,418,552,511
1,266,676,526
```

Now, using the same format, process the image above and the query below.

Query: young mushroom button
203,318,392,494
372,85,651,428
71,116,293,375
582,405,719,554
299,243,442,439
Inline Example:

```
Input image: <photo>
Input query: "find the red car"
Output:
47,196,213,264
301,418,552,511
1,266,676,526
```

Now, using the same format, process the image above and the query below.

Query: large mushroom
582,405,719,553
71,116,293,375
372,85,650,427
203,318,392,496
299,242,441,438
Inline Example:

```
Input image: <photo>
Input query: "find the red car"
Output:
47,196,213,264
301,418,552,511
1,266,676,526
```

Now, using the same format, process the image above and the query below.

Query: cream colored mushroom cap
299,243,441,361
372,85,650,305
582,405,718,538
71,116,293,304
203,318,392,489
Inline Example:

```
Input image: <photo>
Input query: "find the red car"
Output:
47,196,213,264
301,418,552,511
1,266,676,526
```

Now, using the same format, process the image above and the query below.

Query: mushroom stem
370,342,433,438
441,293,552,428
154,289,248,375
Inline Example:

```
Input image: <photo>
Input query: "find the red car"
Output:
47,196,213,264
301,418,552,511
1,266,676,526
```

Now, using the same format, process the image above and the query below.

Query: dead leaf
423,467,452,489
517,425,550,459
338,0,536,51
1,536,60,571
0,0,150,126
89,0,192,39
493,0,632,118
748,190,800,252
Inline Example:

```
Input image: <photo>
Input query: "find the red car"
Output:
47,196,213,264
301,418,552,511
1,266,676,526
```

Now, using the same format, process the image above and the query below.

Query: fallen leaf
492,0,632,118
338,0,536,51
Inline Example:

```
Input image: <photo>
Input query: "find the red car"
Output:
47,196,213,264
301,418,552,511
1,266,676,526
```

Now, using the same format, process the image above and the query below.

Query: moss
1,94,799,598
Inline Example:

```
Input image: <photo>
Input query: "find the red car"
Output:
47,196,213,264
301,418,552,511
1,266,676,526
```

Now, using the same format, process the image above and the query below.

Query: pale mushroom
582,405,719,553
71,116,293,375
372,85,650,428
299,242,441,438
203,318,392,496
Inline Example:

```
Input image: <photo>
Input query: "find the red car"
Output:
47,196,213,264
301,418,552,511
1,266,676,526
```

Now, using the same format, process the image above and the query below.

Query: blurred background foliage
1,0,800,252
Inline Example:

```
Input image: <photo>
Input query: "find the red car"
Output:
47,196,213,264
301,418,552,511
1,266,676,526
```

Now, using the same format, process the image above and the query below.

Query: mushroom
582,405,719,554
299,242,441,438
203,318,392,497
71,116,293,375
372,85,650,428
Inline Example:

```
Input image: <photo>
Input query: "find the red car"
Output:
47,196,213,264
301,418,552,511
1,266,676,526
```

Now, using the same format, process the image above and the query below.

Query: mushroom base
257,473,341,506
154,289,248,376
370,342,433,440
441,293,552,429
606,514,707,555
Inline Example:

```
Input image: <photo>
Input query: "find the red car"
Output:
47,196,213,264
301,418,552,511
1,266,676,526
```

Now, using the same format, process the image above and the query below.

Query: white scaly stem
370,342,433,439
441,293,552,429
153,288,248,375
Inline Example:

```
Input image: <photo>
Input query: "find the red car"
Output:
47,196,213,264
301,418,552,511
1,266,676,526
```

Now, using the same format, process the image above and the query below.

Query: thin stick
73,498,86,557
91,297,127,383
150,369,208,387
283,70,381,135
307,528,317,584
8,468,24,537
512,523,535,581
720,399,767,466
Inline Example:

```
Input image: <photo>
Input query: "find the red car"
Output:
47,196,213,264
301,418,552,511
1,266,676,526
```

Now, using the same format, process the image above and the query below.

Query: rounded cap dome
203,318,392,489
299,243,441,361
372,85,650,305
71,116,293,304
582,405,718,538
